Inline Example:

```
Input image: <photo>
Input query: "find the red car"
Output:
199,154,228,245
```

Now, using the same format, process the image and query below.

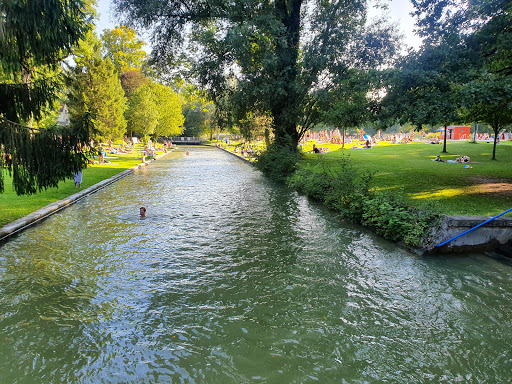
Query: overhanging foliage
0,117,90,195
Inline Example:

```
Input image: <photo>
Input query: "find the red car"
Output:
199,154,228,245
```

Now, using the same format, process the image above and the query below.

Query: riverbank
300,140,512,217
216,141,512,254
0,145,173,227
0,149,174,240
216,140,512,216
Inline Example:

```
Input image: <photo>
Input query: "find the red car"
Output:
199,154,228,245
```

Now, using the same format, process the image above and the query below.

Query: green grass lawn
300,140,512,217
1,140,511,227
0,146,153,227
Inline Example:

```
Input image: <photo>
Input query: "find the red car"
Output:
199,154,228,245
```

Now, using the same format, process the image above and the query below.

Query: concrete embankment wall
0,151,172,242
429,215,512,254
215,144,256,165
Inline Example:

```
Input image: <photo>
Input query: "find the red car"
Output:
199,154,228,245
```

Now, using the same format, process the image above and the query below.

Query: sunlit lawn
2,140,511,227
0,145,156,227
301,140,512,217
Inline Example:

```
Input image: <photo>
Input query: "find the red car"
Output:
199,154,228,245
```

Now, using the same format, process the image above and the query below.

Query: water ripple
0,147,511,383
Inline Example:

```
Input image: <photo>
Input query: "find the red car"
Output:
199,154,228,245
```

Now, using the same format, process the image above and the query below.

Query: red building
441,126,471,140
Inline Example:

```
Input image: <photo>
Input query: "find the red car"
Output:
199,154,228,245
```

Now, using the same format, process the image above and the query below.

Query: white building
57,104,70,126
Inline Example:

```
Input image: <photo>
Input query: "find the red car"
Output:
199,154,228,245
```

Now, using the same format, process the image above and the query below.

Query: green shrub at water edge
287,155,442,247
359,194,442,247
257,141,300,182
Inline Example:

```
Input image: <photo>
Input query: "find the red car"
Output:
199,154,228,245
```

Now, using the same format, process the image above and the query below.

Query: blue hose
435,207,512,247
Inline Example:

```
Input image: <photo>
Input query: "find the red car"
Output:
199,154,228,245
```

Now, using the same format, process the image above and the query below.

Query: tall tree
114,0,399,152
459,76,512,160
320,69,375,148
88,58,128,142
182,102,212,138
125,84,158,141
409,0,512,158
101,25,147,72
67,31,128,143
379,41,473,153
0,0,92,194
151,82,185,138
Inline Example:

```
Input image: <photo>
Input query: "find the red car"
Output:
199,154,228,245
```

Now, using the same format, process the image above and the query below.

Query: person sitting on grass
313,144,320,153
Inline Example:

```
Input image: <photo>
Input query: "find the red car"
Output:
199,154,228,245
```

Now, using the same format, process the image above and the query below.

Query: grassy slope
300,141,512,217
0,150,146,227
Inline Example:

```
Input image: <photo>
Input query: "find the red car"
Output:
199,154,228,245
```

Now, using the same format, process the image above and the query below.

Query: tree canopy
151,82,185,138
402,0,512,158
101,25,147,72
67,30,128,143
0,0,92,194
114,0,400,150
125,83,158,141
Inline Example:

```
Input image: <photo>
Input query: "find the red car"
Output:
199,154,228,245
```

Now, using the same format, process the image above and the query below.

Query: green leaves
287,155,441,247
0,0,93,194
0,0,92,74
151,82,185,138
114,0,400,150
125,84,157,140
67,40,128,144
0,118,89,195
101,25,147,72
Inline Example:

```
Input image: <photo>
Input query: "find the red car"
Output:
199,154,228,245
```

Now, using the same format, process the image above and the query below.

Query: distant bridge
170,137,204,145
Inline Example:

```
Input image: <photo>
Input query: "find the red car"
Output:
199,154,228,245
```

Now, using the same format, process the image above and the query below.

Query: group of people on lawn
90,138,174,165
433,154,471,163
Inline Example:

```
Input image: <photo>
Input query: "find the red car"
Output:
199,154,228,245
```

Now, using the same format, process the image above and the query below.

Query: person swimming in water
140,207,146,217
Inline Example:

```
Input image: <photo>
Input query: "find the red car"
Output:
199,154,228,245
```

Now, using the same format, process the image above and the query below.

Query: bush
360,194,441,247
287,155,442,247
256,139,300,182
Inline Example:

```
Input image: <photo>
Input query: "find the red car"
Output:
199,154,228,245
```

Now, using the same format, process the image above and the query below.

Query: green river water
0,147,511,383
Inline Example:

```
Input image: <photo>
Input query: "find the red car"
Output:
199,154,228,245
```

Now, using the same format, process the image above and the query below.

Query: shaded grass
0,149,149,227
299,140,512,217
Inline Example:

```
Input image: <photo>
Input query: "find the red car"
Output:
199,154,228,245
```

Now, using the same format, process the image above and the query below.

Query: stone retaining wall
214,144,256,165
0,151,172,242
429,215,512,254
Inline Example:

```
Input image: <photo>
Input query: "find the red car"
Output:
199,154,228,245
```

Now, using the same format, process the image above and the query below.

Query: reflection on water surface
0,147,511,383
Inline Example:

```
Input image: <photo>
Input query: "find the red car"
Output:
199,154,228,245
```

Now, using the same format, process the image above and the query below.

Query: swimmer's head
140,207,146,216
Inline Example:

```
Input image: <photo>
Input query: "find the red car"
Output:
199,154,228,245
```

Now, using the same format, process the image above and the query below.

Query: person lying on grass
433,155,471,163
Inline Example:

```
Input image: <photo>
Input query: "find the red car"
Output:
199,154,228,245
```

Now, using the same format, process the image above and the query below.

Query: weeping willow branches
0,117,90,195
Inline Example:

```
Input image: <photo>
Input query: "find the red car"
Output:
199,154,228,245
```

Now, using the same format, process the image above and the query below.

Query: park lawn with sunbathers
300,140,512,217
0,144,165,227
1,140,511,228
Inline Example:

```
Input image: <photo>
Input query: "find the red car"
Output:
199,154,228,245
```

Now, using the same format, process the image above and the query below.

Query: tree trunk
271,0,303,151
442,125,448,153
492,126,499,160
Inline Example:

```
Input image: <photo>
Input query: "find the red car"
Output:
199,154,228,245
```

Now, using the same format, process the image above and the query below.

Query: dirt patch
466,176,512,197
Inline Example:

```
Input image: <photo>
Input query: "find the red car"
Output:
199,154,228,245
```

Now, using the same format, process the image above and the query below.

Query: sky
95,0,422,51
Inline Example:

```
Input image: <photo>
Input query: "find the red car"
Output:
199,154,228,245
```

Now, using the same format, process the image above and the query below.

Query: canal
0,147,511,383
